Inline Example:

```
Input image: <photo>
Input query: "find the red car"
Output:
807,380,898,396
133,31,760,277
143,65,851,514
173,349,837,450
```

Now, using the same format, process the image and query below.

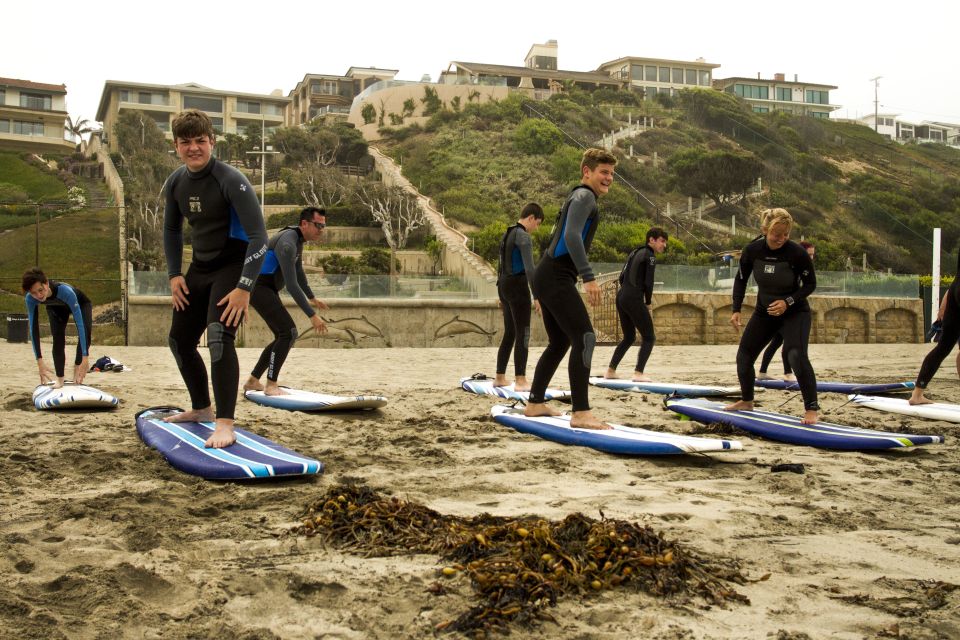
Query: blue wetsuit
25,281,92,378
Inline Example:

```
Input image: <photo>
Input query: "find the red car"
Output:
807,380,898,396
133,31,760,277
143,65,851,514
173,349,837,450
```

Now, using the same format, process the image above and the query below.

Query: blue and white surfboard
33,383,119,410
460,377,571,402
245,388,387,412
755,379,914,394
589,377,740,397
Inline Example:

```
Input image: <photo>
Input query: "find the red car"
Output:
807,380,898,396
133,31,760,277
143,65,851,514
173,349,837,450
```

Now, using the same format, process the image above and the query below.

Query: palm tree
64,115,95,146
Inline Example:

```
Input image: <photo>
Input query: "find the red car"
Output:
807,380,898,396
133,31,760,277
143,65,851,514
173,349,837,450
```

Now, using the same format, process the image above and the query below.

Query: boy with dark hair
244,207,329,395
494,202,544,391
605,227,668,382
525,148,617,430
22,268,92,387
163,109,268,448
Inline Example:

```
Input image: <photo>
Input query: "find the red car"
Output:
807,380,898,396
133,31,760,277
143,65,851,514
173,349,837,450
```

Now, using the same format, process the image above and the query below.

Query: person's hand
37,358,54,385
767,299,787,316
218,288,251,327
584,280,601,306
310,298,329,311
74,356,89,384
170,276,190,311
534,299,542,317
310,314,327,335
730,312,742,331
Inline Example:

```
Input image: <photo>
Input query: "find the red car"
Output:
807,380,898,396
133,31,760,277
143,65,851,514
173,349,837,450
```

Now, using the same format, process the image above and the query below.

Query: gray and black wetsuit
609,244,657,374
528,185,599,411
496,223,537,377
250,226,316,382
916,277,960,389
732,237,818,410
25,281,92,378
163,156,267,420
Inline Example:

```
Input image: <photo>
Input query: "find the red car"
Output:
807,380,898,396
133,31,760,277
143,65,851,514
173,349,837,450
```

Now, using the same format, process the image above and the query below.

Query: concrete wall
129,291,923,348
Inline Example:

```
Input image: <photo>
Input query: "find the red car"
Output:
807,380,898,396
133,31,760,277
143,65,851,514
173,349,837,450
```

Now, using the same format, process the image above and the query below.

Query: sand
1,341,958,639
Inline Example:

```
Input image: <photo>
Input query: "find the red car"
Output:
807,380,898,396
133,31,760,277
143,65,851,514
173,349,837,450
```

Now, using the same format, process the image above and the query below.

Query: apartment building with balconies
0,77,75,154
286,68,399,126
595,56,720,99
713,73,838,118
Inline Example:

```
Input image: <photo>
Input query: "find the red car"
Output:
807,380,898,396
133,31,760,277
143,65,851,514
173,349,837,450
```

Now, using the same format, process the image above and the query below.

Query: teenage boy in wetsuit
605,227,668,382
244,207,328,396
494,203,544,391
725,208,819,425
162,109,268,448
757,240,815,382
525,148,617,430
22,268,91,388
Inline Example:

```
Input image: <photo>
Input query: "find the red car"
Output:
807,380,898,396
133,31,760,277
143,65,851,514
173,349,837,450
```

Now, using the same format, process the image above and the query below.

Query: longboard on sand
460,376,570,402
244,388,387,411
665,397,944,450
589,376,740,397
135,407,323,480
755,379,914,394
490,404,742,455
33,382,119,410
849,394,960,423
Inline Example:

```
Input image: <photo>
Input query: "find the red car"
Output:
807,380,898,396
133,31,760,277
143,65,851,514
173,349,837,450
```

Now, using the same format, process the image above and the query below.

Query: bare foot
783,374,797,382
524,402,561,418
631,372,652,382
756,372,774,380
513,376,530,392
493,375,510,388
53,379,65,389
167,407,215,423
724,400,754,412
243,376,264,392
909,392,934,406
205,420,236,448
604,368,619,379
800,410,818,425
569,410,613,430
264,383,289,397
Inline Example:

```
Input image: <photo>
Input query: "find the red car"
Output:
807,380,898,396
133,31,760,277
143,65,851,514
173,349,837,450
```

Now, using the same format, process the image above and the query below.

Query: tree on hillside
271,122,340,167
283,165,350,209
354,182,426,252
65,115,95,146
668,148,763,211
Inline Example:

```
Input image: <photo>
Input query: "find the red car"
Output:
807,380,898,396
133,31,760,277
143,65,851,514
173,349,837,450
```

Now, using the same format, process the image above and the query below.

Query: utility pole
869,76,882,132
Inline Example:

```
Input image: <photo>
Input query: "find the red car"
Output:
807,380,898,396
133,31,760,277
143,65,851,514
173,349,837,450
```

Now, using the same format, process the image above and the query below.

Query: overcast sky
4,0,958,127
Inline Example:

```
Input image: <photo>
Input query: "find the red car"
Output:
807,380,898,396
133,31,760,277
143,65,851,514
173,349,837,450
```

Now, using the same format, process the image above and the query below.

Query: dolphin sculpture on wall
433,315,497,342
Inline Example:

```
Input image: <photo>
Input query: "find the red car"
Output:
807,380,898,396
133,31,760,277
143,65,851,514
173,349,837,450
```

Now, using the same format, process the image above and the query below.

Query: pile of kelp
293,484,753,636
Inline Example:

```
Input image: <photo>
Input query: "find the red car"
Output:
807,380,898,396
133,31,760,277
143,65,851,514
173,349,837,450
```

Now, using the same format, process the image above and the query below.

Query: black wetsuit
758,333,791,375
251,226,316,382
609,244,657,373
496,223,537,377
916,278,960,389
529,185,599,411
163,156,267,420
25,282,92,377
732,237,818,410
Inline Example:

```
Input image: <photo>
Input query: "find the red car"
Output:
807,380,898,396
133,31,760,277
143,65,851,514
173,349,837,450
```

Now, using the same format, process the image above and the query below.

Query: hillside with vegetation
374,87,960,275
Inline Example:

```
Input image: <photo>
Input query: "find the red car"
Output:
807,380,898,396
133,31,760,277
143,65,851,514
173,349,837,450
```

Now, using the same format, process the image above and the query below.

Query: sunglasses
310,221,326,230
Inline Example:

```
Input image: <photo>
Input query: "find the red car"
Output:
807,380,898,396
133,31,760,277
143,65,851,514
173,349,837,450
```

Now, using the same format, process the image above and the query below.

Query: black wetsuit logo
764,264,776,274
189,197,202,214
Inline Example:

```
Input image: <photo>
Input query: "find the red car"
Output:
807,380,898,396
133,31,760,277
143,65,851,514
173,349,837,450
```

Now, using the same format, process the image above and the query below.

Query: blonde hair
760,208,793,234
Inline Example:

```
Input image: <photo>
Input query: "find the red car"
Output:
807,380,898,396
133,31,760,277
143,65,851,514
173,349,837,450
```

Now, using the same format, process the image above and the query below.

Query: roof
96,80,291,121
447,61,620,84
714,76,838,90
0,77,66,93
596,56,721,70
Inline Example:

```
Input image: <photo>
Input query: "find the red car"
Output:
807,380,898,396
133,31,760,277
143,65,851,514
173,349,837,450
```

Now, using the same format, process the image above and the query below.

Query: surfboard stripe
755,380,915,394
147,419,273,478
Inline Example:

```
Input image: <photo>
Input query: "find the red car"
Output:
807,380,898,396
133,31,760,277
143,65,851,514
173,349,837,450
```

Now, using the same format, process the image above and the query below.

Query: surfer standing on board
725,208,820,425
525,148,616,430
757,240,816,382
494,203,544,392
244,207,328,396
162,109,268,448
22,268,92,388
604,227,668,383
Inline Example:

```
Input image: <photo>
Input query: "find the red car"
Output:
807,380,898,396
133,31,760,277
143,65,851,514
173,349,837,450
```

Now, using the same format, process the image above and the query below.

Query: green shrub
512,118,565,155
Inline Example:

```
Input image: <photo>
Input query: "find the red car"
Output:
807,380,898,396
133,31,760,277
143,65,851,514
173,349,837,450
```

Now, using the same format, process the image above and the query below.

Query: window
237,100,261,114
210,117,223,133
631,65,643,81
0,88,5,105
776,87,792,101
659,67,670,82
685,69,697,85
810,112,829,119
263,103,284,116
311,80,338,95
147,112,169,132
645,65,657,81
734,84,769,100
119,90,129,102
699,70,710,86
0,119,8,133
138,92,164,105
183,95,223,112
931,130,944,141
753,106,769,113
672,68,683,83
805,90,829,104
14,120,45,136
645,87,658,99
20,92,52,110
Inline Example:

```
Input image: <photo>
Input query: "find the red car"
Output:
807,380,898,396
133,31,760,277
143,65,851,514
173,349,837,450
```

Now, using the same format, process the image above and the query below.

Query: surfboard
665,398,945,450
849,394,960,423
33,383,119,410
755,379,914,394
589,377,740,397
490,404,742,455
460,376,571,402
135,407,324,480
244,388,388,411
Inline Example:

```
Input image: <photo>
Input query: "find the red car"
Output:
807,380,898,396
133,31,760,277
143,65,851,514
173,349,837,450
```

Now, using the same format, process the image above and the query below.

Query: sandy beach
1,340,958,639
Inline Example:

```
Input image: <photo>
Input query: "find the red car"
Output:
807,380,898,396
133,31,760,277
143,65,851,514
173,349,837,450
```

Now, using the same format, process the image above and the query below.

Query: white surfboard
460,376,570,401
244,388,387,411
33,383,119,410
849,394,960,423
589,377,740,397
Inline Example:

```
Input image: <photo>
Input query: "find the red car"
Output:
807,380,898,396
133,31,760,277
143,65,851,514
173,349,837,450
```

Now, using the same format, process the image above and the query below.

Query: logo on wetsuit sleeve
189,196,202,214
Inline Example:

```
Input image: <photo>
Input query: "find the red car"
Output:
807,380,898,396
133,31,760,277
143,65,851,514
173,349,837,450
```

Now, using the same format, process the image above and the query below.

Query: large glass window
776,87,793,101
138,92,166,105
631,64,643,81
659,67,670,82
19,93,52,110
805,90,828,104
0,119,9,133
931,130,944,141
684,69,696,85
237,100,261,114
810,111,829,119
14,120,45,136
183,95,223,112
672,68,683,83
645,65,657,81
210,117,223,133
119,90,129,102
311,80,338,95
734,84,769,99
699,70,710,86
263,103,284,116
146,112,169,132
753,106,769,113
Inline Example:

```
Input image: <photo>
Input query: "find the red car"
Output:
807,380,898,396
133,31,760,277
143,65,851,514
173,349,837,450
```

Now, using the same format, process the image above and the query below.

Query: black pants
737,309,819,410
496,276,532,376
529,258,595,412
758,333,791,374
916,280,960,389
168,262,243,420
250,284,298,382
608,287,655,373
47,302,93,378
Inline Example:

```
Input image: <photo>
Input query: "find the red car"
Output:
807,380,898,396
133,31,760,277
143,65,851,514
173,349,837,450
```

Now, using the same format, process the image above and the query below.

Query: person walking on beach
725,208,819,424
162,109,268,448
757,240,816,382
244,207,328,396
22,268,92,388
525,148,616,430
910,256,960,405
604,227,668,382
494,203,544,391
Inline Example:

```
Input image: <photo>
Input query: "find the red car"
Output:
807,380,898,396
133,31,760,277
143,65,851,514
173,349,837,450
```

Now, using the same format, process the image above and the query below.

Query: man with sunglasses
244,207,329,396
